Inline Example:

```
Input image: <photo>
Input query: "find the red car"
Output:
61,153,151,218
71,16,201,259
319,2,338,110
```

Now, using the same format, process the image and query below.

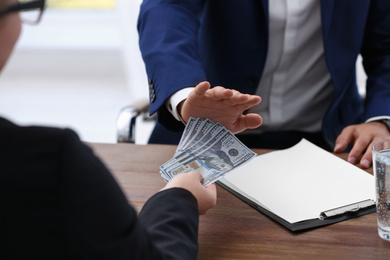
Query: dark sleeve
60,129,199,259
361,0,390,119
139,188,199,260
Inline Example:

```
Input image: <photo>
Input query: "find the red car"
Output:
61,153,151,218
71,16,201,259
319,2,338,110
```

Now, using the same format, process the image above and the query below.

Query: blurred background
0,0,367,144
0,0,151,144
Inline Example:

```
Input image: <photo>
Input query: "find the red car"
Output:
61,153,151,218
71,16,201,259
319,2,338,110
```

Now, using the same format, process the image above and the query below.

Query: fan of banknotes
160,117,257,186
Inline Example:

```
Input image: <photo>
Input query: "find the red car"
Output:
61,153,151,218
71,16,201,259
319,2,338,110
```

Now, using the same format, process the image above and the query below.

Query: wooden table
88,143,390,259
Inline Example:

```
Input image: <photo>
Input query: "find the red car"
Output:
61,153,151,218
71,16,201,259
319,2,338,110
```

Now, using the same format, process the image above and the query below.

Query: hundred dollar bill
161,127,228,177
163,123,225,172
178,118,215,152
177,117,198,151
176,119,222,154
177,118,205,154
162,129,257,185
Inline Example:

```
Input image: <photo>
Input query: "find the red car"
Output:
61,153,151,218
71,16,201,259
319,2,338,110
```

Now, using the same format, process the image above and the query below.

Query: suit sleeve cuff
165,87,195,123
365,116,390,123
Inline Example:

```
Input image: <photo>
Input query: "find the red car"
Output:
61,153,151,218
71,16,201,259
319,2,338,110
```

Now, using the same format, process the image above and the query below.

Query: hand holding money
161,171,217,214
160,118,257,186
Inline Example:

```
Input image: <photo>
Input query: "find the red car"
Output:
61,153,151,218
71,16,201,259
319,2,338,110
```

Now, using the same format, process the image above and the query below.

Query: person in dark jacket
0,1,217,259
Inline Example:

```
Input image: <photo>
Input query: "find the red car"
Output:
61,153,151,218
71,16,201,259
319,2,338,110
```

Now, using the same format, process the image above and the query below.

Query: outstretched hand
334,121,390,168
179,81,262,134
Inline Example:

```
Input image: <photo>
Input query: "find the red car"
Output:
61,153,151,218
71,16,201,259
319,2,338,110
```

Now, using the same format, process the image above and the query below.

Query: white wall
0,3,368,143
0,8,135,143
117,0,149,101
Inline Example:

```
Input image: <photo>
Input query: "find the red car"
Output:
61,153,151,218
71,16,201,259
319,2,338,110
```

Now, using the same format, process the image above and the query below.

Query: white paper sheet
219,139,375,224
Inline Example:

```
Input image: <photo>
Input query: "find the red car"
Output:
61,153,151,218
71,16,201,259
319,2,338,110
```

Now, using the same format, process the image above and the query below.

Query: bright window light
47,0,116,9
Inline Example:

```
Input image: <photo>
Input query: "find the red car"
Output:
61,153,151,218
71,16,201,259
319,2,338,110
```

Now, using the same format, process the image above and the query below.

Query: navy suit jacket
138,0,390,147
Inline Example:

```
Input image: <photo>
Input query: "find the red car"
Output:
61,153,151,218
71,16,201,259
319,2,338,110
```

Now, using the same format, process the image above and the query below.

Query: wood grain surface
88,142,390,259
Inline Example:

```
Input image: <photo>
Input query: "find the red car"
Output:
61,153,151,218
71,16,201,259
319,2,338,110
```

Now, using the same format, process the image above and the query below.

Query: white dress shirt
166,0,390,133
168,0,336,132
168,0,334,131
248,0,333,133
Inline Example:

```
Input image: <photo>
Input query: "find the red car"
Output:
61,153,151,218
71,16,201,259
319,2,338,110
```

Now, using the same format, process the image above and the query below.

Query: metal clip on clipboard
319,199,375,220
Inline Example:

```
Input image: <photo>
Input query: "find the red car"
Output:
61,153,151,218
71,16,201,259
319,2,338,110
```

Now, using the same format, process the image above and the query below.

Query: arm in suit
138,0,207,131
329,0,390,167
361,0,390,119
138,0,264,135
60,131,200,259
0,119,199,259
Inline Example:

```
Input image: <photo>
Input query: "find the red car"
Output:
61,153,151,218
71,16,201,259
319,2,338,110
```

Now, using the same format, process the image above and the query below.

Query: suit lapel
260,0,269,24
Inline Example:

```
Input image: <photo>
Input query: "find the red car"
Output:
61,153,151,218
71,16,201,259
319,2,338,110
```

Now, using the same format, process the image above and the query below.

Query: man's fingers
360,149,373,169
230,114,262,134
334,126,354,152
193,81,211,97
206,86,234,100
241,114,262,129
348,137,371,165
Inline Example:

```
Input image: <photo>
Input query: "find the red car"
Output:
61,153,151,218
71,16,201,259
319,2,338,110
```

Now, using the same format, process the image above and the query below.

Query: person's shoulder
0,118,88,173
0,117,81,147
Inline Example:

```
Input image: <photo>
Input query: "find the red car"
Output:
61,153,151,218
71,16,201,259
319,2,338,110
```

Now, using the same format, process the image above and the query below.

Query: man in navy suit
137,0,390,168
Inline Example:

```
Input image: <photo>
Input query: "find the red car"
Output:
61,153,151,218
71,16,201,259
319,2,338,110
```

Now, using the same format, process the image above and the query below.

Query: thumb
190,171,203,183
193,81,211,97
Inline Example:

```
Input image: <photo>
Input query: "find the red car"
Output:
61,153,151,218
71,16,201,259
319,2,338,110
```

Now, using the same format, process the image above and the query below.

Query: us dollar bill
177,117,199,151
161,126,228,176
161,126,257,185
177,119,222,154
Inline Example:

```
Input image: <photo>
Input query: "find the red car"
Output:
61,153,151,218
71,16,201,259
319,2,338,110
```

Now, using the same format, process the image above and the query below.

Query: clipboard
218,139,376,232
219,180,375,231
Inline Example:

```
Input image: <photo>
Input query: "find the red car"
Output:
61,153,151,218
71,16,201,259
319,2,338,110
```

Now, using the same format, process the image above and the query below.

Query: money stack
160,117,257,186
